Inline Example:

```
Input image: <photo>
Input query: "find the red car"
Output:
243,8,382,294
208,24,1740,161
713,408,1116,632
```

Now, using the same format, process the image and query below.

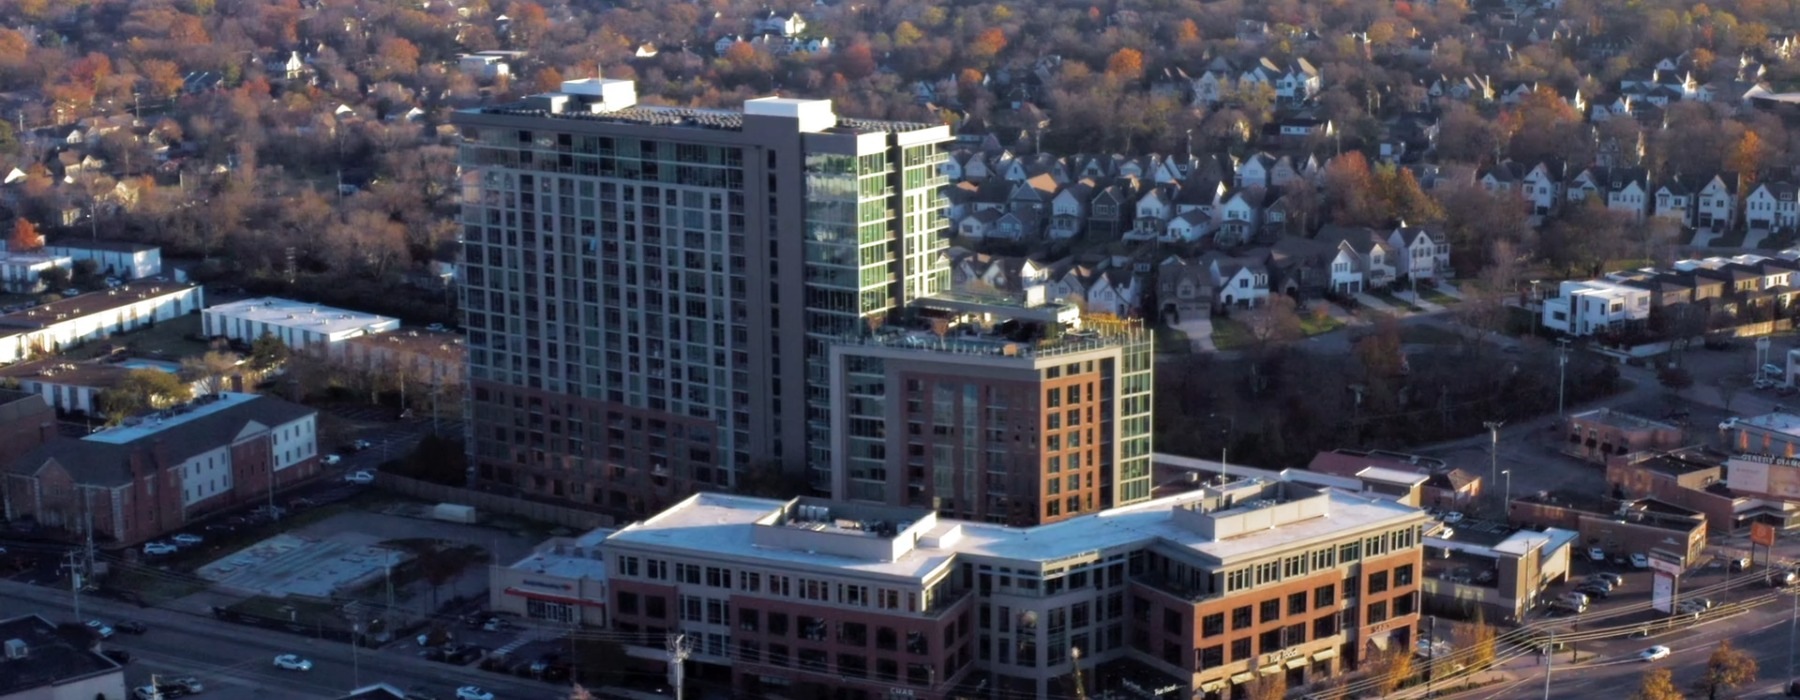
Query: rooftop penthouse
464,78,938,136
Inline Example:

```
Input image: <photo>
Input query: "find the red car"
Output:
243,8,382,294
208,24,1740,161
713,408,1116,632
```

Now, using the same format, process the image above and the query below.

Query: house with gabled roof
1745,181,1799,230
1695,173,1737,231
1048,179,1094,239
1156,255,1214,321
1207,254,1271,308
1086,267,1143,317
1478,160,1526,195
1165,210,1214,243
957,209,1003,239
1606,167,1651,219
1565,166,1608,204
1651,174,1697,227
1214,189,1261,247
1520,160,1564,218
1315,225,1400,294
1236,152,1277,189
1125,184,1176,242
1087,179,1138,239
1264,235,1337,298
1388,224,1451,282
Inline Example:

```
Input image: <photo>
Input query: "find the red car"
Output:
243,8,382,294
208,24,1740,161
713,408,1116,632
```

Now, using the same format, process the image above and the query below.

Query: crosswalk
491,626,556,656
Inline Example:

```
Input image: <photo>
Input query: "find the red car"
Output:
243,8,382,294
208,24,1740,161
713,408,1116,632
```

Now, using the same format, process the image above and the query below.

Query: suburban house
0,282,204,365
1387,225,1451,282
1539,279,1652,336
1695,174,1738,230
1207,254,1270,308
1745,181,1798,230
1156,256,1214,322
1315,225,1399,294
2,392,318,545
1651,174,1697,226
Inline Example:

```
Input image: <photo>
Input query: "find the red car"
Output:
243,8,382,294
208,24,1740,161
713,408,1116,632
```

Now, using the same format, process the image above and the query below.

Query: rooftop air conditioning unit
3,638,26,660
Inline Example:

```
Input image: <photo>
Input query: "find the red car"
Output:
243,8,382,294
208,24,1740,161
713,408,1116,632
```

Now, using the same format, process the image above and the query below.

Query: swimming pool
118,359,181,373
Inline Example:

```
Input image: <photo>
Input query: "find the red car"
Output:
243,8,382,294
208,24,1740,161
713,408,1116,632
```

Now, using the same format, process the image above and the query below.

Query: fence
376,474,613,530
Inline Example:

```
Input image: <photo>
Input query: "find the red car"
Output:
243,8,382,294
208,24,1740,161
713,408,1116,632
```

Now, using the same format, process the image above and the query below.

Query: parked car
1775,570,1800,587
1720,418,1740,431
156,677,202,695
85,620,114,638
1729,556,1751,572
1764,363,1785,377
1591,572,1625,587
1442,511,1465,524
344,470,375,485
455,686,494,700
114,620,147,635
143,542,177,556
426,323,447,332
1580,577,1615,592
1574,585,1610,600
1588,547,1606,562
171,533,204,547
273,654,314,671
103,649,131,664
482,618,511,632
322,454,342,466
1639,645,1672,662
1631,553,1651,569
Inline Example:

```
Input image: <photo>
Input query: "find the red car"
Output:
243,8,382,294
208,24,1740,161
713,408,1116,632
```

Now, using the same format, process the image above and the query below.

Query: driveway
1355,292,1401,314
1168,316,1216,353
1393,289,1445,313
1743,227,1772,249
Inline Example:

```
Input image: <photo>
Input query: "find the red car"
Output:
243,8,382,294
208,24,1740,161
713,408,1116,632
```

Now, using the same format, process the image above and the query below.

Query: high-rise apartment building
828,310,1154,525
452,78,950,512
600,477,1427,700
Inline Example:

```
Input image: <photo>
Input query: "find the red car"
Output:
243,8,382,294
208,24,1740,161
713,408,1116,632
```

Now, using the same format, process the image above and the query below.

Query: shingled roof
7,393,315,487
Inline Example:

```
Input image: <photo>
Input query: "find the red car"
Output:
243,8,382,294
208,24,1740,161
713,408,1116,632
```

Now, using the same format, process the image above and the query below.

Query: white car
1639,645,1671,662
171,533,204,547
344,470,375,485
322,454,342,466
456,686,494,700
1588,547,1606,562
143,542,178,556
1442,511,1465,524
273,654,314,671
1631,553,1651,569
1720,418,1739,431
86,620,114,638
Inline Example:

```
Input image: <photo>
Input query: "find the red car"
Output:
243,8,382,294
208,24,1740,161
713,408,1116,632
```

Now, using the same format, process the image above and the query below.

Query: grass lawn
1761,231,1799,250
1298,314,1343,336
105,566,209,605
1212,317,1252,350
1371,289,1423,312
1154,327,1191,354
227,594,350,631
1419,287,1462,306
63,313,211,361
1712,230,1748,248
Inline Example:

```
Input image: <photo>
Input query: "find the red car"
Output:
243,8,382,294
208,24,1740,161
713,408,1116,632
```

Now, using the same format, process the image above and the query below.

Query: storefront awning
502,587,605,607
1200,680,1227,693
1368,634,1392,652
1229,672,1255,685
1258,664,1282,675
1312,648,1339,662
1285,657,1308,669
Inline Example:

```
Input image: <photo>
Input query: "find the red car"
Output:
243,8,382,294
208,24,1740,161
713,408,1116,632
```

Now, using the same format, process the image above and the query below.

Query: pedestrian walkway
1394,289,1445,313
1355,292,1401,315
1435,281,1466,300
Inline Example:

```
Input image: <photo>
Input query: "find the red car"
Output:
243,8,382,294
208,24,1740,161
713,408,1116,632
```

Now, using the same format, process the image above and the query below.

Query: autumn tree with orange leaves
9,219,42,253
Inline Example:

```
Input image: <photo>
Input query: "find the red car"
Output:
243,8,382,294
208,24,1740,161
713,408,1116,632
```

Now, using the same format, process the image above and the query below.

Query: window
1314,585,1336,609
617,592,640,616
1202,613,1224,638
1395,592,1417,617
1231,606,1253,630
1288,592,1308,616
1260,599,1281,623
1259,629,1283,653
1369,571,1389,594
1368,601,1388,624
738,608,760,632
1164,609,1182,634
1395,565,1414,587
1231,638,1253,661
1199,645,1224,670
1313,615,1337,639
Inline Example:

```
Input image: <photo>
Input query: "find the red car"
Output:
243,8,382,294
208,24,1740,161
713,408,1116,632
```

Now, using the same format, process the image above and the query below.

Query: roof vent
3,638,26,660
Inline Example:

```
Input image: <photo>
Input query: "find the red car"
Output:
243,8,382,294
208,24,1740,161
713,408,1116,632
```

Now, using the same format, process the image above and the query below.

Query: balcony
1133,573,1219,605
921,588,973,619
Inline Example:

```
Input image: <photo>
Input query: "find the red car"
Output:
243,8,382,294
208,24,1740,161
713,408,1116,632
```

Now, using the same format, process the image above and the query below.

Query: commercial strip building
1564,409,1685,464
202,297,401,347
0,281,203,364
42,240,164,281
0,356,199,416
826,309,1153,525
1507,492,1707,567
0,613,126,700
1422,523,1577,622
452,77,954,512
1,392,318,545
487,526,613,627
595,476,1427,700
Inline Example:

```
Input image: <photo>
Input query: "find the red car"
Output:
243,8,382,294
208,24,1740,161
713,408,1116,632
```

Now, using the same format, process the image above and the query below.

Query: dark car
1575,585,1610,600
102,649,131,664
417,647,447,662
114,620,147,635
447,645,486,665
1730,556,1752,572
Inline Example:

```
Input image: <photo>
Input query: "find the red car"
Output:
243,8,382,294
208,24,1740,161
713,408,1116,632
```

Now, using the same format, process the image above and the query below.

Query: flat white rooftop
1738,412,1800,437
85,391,258,444
509,528,614,581
206,297,397,336
606,484,1426,578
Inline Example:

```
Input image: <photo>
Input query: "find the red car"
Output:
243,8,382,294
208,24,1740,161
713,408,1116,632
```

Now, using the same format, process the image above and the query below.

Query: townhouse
1539,279,1651,336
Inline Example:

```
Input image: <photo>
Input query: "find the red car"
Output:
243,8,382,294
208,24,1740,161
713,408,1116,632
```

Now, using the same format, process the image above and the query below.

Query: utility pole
1502,469,1513,520
1542,629,1553,700
665,633,693,700
1557,339,1571,416
1484,421,1504,508
350,616,362,689
1070,646,1087,700
1789,588,1797,685
65,550,84,623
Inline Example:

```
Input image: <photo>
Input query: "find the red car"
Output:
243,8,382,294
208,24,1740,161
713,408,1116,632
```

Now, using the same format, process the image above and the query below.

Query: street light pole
1557,339,1571,417
1543,629,1554,700
1789,589,1797,689
1484,421,1504,508
1502,469,1513,521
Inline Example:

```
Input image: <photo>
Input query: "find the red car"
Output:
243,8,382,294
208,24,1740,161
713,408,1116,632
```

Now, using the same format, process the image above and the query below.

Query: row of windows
1223,526,1419,593
614,556,917,610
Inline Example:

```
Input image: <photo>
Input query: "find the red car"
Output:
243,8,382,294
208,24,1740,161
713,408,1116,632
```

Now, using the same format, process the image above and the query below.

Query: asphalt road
0,578,569,700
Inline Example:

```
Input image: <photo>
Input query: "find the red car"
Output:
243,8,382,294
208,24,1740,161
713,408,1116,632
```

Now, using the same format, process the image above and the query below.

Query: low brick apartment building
1565,408,1685,464
1,392,319,544
599,477,1428,700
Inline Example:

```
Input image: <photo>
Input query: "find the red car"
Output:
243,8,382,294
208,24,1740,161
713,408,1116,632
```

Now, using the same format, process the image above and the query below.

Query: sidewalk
1356,292,1401,315
1394,289,1446,313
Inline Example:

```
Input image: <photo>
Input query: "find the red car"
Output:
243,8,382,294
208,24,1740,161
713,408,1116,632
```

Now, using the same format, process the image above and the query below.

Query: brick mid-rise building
598,476,1427,700
1,392,319,545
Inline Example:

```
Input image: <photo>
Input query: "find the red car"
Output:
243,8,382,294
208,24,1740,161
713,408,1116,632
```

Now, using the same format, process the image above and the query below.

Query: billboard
1727,455,1800,500
1753,521,1778,547
1652,573,1674,613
